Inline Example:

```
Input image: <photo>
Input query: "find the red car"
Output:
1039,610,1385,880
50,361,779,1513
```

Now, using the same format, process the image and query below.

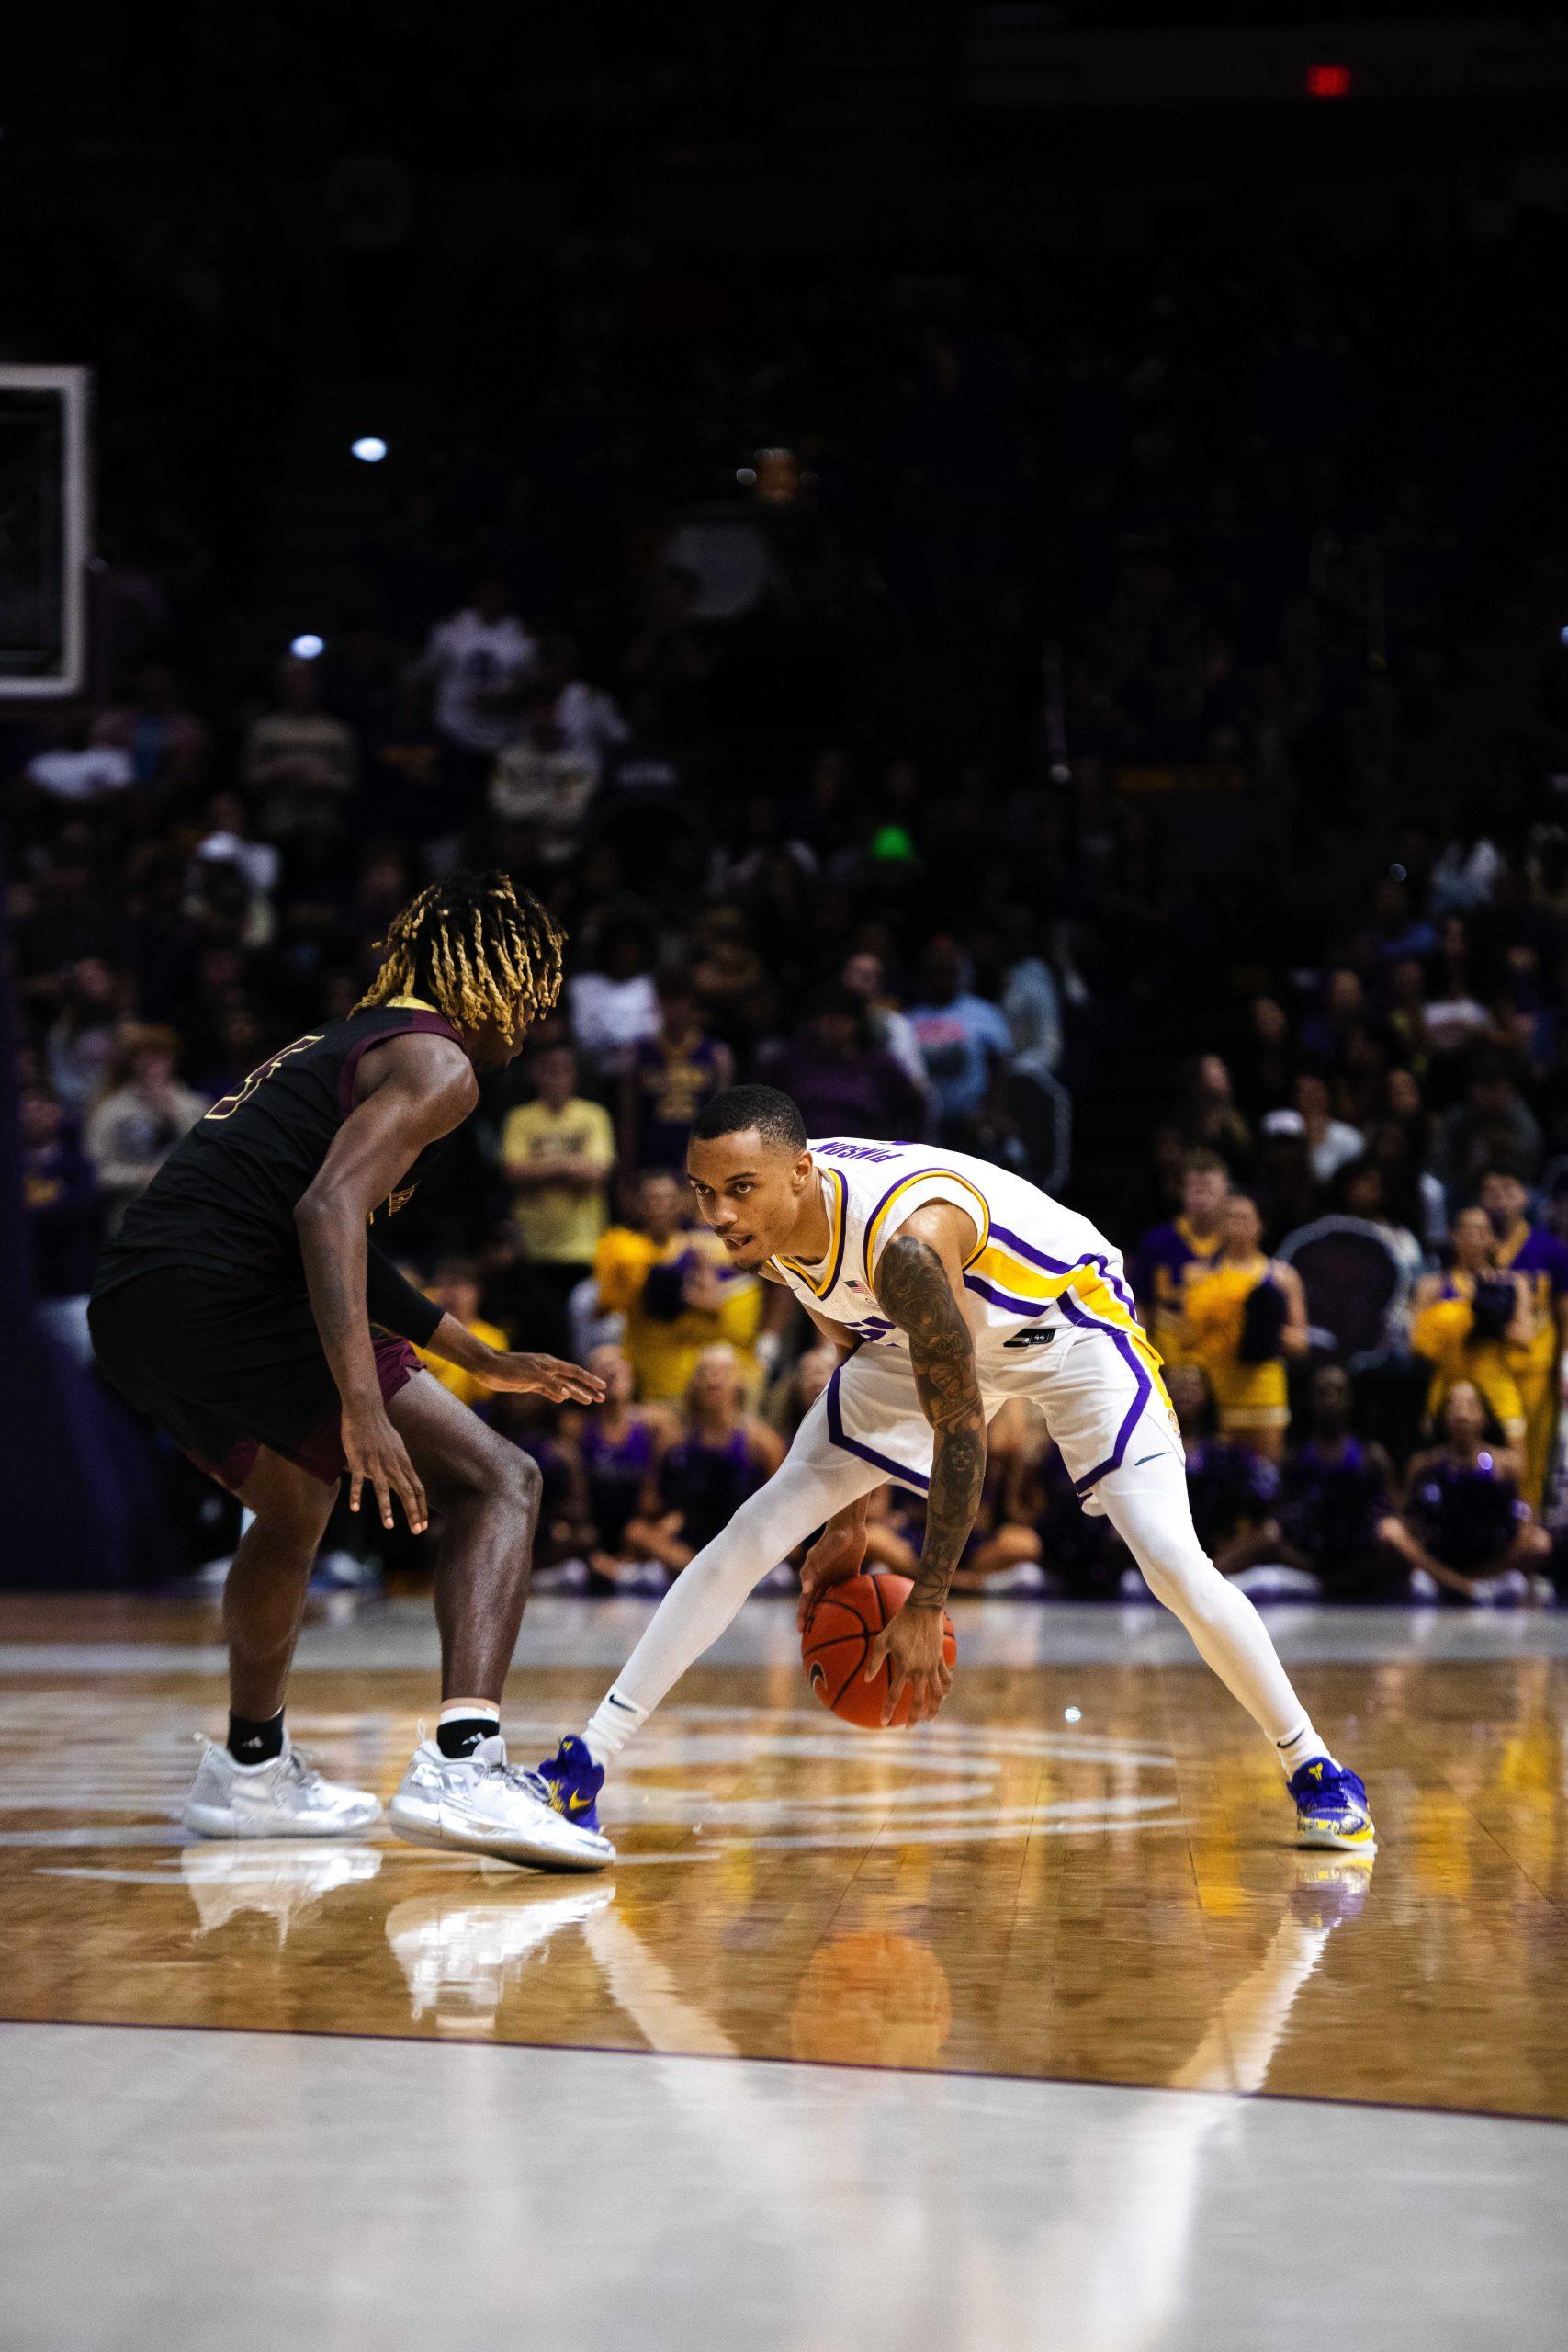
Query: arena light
1306,63,1352,98
1064,1707,1082,1724
290,634,325,660
351,436,388,463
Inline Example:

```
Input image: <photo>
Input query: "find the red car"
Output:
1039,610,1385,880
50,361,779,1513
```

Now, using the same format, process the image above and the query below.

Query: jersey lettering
204,1035,324,1122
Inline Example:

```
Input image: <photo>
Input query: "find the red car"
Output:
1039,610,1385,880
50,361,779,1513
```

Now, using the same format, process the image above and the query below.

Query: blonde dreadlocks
356,872,565,1033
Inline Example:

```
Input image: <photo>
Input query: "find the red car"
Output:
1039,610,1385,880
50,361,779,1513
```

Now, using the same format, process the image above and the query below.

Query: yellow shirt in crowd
502,1095,615,1265
592,1224,763,1402
415,1316,510,1411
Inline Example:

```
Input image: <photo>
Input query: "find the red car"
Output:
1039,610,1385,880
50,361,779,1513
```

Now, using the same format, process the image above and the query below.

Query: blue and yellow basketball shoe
535,1735,606,1834
1289,1758,1376,1851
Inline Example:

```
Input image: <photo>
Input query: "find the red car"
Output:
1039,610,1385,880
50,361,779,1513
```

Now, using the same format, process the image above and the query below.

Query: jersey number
204,1035,324,1122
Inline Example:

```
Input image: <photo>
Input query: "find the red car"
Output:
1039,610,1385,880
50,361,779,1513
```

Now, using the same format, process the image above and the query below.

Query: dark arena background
4,8,1568,2347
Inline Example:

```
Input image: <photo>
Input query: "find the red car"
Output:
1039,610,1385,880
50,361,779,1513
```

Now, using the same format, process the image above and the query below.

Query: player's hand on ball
866,1603,953,1726
798,1513,869,1631
484,1352,607,1404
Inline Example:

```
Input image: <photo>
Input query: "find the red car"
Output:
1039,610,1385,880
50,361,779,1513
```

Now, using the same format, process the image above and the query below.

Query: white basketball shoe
181,1738,382,1838
389,1734,615,1871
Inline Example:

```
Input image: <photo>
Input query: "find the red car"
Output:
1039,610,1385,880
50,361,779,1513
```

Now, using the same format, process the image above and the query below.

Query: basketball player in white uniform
538,1086,1374,1851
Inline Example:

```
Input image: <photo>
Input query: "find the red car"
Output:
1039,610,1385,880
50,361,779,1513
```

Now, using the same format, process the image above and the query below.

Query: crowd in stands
10,198,1568,1603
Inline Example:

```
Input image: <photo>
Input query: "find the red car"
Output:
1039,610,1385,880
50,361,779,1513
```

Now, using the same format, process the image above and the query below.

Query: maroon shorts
88,1261,425,1493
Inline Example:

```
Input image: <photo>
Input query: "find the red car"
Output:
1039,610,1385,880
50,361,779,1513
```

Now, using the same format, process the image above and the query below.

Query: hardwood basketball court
3,1591,1566,2348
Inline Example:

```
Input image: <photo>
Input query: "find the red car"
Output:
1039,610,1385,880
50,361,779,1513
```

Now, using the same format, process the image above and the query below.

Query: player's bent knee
487,1444,543,1516
1131,1532,1224,1616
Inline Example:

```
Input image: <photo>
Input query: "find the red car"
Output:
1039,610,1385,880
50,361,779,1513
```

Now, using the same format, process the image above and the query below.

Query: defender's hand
865,1602,952,1727
797,1513,869,1631
480,1352,607,1404
342,1396,427,1533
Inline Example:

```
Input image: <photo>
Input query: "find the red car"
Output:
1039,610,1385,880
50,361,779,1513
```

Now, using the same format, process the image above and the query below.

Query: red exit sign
1306,63,1353,98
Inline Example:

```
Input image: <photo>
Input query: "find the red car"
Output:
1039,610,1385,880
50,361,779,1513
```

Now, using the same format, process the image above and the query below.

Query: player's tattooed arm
873,1227,987,1611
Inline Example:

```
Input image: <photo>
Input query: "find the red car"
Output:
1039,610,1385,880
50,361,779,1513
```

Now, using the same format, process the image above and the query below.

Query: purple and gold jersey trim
862,1168,991,1283
773,1165,849,1301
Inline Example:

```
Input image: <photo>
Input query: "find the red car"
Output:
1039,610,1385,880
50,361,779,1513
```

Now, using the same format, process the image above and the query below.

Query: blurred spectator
1292,1069,1364,1187
83,1024,208,1231
869,1398,1043,1594
907,936,1010,1146
1134,1148,1228,1365
619,970,733,1177
1235,995,1294,1120
569,914,661,1075
490,697,602,871
569,1344,673,1587
529,635,630,782
1362,874,1437,968
1256,1110,1322,1239
840,948,929,1102
1181,1055,1253,1170
20,1085,101,1361
623,1347,783,1577
413,1261,509,1412
1367,1080,1449,1246
1332,1157,1425,1295
1236,1364,1398,1600
45,957,126,1113
592,1170,763,1404
1299,967,1367,1068
761,987,926,1142
621,565,714,741
689,907,771,1044
1433,1055,1545,1196
1410,1204,1534,1454
185,790,282,902
1182,1192,1310,1462
1477,1163,1568,1510
415,576,536,763
1385,960,1432,1076
1381,1381,1551,1603
91,662,209,799
500,1041,615,1354
1165,1363,1279,1573
718,794,819,898
1004,1419,1125,1598
764,1338,840,1439
242,657,358,841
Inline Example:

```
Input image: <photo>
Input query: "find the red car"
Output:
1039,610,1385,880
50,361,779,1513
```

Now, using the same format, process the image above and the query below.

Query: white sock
1275,1720,1336,1779
582,1690,647,1769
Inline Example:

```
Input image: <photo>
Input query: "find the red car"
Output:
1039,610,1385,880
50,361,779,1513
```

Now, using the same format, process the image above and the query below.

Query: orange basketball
801,1570,957,1728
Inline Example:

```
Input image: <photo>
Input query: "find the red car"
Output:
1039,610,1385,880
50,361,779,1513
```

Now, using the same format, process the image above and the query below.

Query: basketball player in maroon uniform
89,873,612,1869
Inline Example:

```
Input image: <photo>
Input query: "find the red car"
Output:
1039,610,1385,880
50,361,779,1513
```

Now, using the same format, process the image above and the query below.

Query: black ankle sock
228,1709,285,1765
437,1715,499,1760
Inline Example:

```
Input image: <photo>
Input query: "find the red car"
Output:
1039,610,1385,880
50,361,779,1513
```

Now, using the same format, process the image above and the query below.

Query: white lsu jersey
770,1136,1165,1382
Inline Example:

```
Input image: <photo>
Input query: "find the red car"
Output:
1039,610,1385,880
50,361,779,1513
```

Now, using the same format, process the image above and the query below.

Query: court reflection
791,1930,953,2068
957,1851,1377,2352
386,1878,617,2035
180,1843,382,1945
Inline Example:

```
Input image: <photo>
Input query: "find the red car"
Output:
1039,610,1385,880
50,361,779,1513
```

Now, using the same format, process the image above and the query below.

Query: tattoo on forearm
874,1235,987,1608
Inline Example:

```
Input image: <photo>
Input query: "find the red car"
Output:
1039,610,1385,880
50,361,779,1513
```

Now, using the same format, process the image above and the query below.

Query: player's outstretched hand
797,1510,869,1631
481,1352,607,1404
343,1396,428,1534
866,1603,953,1727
